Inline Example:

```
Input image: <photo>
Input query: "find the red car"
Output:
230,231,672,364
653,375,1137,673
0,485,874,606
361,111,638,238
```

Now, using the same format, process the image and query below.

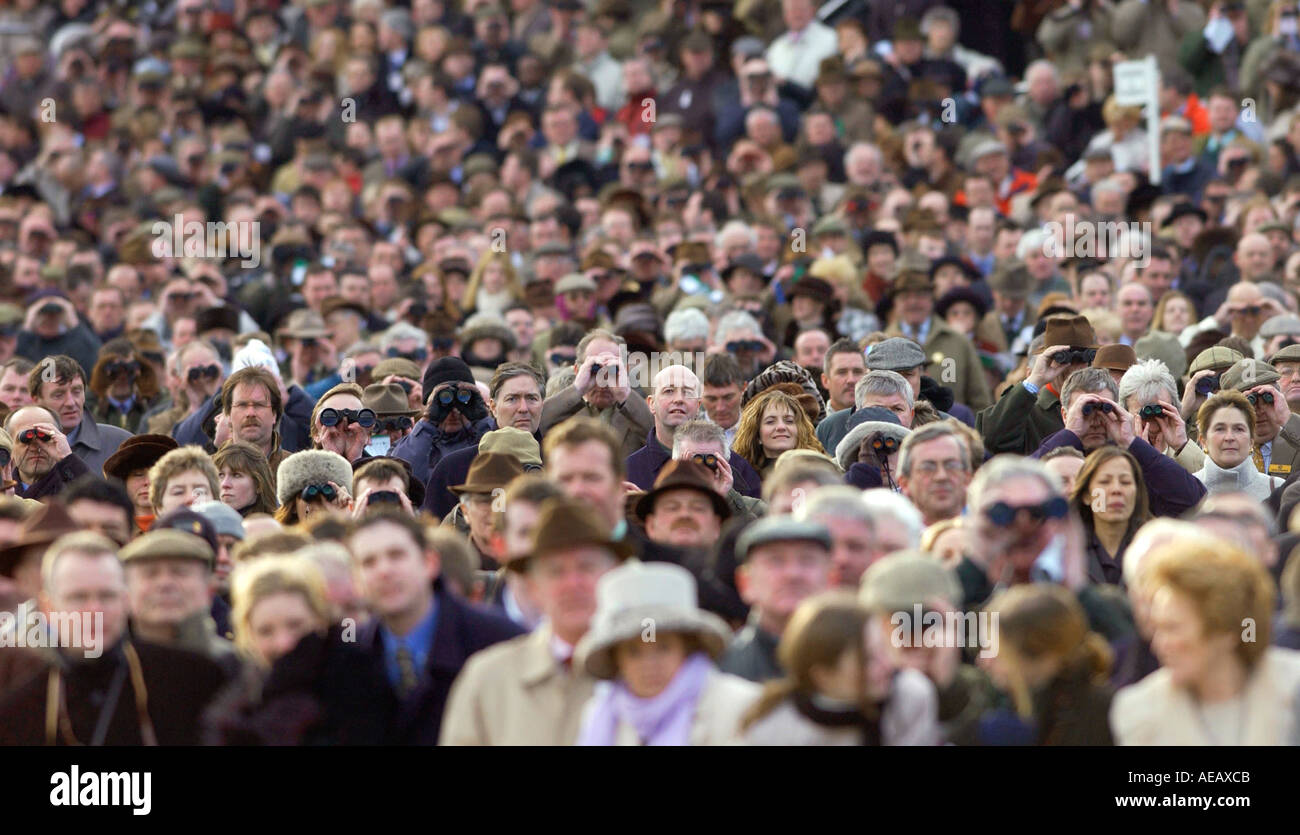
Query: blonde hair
463,250,524,310
148,445,220,513
231,555,330,663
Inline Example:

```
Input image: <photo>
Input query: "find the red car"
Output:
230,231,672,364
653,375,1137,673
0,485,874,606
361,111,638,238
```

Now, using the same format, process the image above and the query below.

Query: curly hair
731,388,825,472
148,445,220,513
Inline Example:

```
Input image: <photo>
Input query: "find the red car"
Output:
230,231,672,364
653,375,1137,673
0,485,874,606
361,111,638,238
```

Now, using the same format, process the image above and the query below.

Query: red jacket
616,90,658,137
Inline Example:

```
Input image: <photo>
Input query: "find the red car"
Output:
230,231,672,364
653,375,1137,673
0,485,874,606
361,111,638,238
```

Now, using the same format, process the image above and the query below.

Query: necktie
395,646,418,696
1253,446,1266,474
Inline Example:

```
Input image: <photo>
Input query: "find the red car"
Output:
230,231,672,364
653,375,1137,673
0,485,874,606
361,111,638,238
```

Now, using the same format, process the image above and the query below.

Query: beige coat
439,625,595,746
577,669,760,746
1111,648,1300,745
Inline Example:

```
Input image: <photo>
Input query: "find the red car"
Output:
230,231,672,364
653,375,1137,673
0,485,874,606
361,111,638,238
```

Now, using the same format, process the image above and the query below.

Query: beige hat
119,528,215,568
574,561,733,680
859,551,962,613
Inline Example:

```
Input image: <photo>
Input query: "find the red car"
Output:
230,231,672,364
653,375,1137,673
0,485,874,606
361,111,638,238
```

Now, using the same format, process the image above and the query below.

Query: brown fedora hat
102,433,179,482
526,496,636,564
634,459,732,522
1042,315,1098,349
450,451,524,496
0,501,79,578
363,382,421,418
1092,343,1137,373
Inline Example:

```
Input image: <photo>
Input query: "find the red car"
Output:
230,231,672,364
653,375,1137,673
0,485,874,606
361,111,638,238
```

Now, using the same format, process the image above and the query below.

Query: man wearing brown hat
1092,344,1137,387
451,452,525,571
362,381,422,457
440,496,630,745
885,268,991,411
977,315,1098,456
636,458,732,551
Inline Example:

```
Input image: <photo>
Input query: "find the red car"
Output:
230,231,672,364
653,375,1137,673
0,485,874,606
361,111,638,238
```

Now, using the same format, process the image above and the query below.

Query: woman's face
247,591,325,667
482,261,505,293
1203,406,1252,469
1161,297,1193,332
125,469,151,515
811,645,864,703
791,296,822,323
1149,586,1233,689
759,403,798,457
614,632,690,699
944,301,978,335
158,468,213,514
1089,456,1137,525
219,466,257,511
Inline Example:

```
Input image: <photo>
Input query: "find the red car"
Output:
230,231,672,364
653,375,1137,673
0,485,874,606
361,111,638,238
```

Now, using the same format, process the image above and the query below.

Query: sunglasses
379,416,414,432
105,360,140,377
18,428,52,445
319,407,377,429
549,352,575,367
300,483,337,503
1081,401,1114,417
691,452,719,471
984,496,1069,527
187,364,221,383
436,388,474,407
388,347,429,362
726,340,766,353
1247,391,1276,406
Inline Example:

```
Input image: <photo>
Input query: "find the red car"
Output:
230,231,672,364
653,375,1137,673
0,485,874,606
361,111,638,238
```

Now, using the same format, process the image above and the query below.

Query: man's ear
645,393,655,411
820,372,831,392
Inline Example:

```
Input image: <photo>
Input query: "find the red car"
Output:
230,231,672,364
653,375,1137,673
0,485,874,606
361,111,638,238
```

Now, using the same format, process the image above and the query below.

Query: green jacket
976,381,1065,456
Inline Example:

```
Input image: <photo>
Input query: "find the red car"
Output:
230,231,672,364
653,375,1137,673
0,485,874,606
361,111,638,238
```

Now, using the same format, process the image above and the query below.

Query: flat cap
865,337,926,371
1188,346,1244,376
371,357,422,382
120,528,214,567
970,139,1008,161
735,516,832,563
1260,314,1300,339
1270,344,1300,364
1220,358,1280,391
191,501,246,541
555,272,597,294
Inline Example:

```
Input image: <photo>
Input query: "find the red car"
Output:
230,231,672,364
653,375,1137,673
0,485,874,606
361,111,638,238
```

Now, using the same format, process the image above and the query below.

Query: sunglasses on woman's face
187,364,221,383
300,483,337,503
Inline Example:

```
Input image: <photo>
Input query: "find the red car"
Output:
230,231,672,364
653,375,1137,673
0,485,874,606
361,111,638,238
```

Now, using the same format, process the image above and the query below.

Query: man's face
897,290,933,327
43,552,129,658
1078,274,1113,309
823,351,866,411
460,493,496,550
1065,389,1116,450
645,488,720,549
523,546,615,642
739,540,831,630
37,376,86,432
647,368,701,437
504,308,535,348
793,331,830,368
350,521,436,624
1236,236,1273,281
490,374,543,433
125,558,212,634
1138,258,1175,299
549,440,623,529
578,337,622,410
973,476,1064,581
67,499,132,547
899,436,971,523
229,381,277,450
0,367,31,407
1276,361,1300,407
1117,285,1153,334
701,383,743,429
815,515,875,588
89,289,125,334
314,393,369,460
861,391,913,427
1226,284,1265,338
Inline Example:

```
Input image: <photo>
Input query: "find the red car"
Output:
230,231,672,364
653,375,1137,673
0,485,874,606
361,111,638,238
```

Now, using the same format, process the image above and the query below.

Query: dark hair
548,321,586,349
348,509,429,551
60,475,134,528
221,366,284,420
542,416,625,479
701,352,745,388
1069,447,1150,546
90,338,160,402
353,458,411,494
822,338,863,374
211,441,278,516
489,361,545,399
28,355,86,398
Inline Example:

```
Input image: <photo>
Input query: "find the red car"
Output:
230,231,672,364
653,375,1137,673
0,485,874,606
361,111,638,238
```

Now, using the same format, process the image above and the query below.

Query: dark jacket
91,393,161,434
624,428,762,498
17,323,101,383
976,382,1065,456
623,522,747,622
975,665,1115,746
1030,431,1207,517
718,614,784,683
1082,527,1128,586
0,640,227,745
816,406,855,454
19,452,90,501
419,420,514,518
69,411,133,476
173,386,314,454
357,586,523,745
392,415,494,491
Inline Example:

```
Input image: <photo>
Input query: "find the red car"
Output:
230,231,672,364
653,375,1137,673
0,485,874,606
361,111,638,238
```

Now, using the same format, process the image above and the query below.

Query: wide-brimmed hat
526,496,636,566
281,308,329,339
363,382,421,418
634,459,731,521
450,451,524,496
1042,315,1097,349
102,433,179,481
1091,343,1137,373
788,276,835,306
0,501,78,578
574,561,733,680
935,287,989,320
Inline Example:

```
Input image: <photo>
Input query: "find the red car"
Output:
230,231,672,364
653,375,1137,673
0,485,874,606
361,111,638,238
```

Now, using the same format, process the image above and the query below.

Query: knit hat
276,450,354,506
421,356,475,401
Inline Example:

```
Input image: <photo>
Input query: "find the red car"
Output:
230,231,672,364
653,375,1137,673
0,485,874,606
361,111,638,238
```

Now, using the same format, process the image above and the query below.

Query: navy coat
624,429,762,498
1030,431,1207,517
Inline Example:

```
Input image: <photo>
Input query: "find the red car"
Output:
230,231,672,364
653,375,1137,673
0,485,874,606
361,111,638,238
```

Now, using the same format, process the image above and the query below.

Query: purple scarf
577,653,714,746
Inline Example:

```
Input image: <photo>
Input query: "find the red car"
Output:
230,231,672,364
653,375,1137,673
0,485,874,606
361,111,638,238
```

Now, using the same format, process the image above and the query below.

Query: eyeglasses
436,388,474,407
187,364,221,383
984,496,1069,527
318,407,377,429
1138,404,1166,420
1248,391,1276,406
300,483,337,503
104,360,140,377
691,452,719,471
379,416,413,432
388,347,429,362
166,292,196,304
18,428,52,444
1081,401,1114,417
726,339,765,353
1050,348,1098,365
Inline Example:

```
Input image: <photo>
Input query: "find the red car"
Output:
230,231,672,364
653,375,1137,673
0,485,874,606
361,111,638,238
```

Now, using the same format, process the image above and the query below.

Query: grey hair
380,322,428,351
714,310,763,343
715,220,756,251
859,489,923,549
795,485,875,528
967,455,1061,515
844,142,882,171
671,418,727,458
665,308,711,345
1091,178,1125,198
1118,358,1177,411
898,422,970,477
1025,59,1060,86
921,5,959,34
546,367,576,397
1123,518,1202,588
1060,367,1119,410
855,369,914,410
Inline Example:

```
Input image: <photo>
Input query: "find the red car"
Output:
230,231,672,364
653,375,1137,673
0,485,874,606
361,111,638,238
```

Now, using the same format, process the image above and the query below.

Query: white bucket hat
574,561,734,680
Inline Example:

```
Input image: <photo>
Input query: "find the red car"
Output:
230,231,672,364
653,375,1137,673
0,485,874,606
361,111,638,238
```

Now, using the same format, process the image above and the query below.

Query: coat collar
74,411,103,451
518,622,564,687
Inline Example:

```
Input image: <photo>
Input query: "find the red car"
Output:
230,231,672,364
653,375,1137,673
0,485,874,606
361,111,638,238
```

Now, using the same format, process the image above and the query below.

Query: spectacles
104,360,140,377
691,452,719,471
379,416,413,432
1248,391,1276,406
984,496,1069,527
301,483,337,503
319,407,377,429
187,364,221,383
18,428,52,444
436,388,474,407
388,347,429,362
726,339,765,353
1081,401,1114,417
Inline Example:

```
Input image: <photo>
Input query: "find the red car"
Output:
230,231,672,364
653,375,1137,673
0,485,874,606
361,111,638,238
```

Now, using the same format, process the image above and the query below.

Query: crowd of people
1,0,1300,746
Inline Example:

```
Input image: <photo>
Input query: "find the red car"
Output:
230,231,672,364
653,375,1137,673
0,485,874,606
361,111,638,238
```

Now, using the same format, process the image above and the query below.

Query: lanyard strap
45,643,158,746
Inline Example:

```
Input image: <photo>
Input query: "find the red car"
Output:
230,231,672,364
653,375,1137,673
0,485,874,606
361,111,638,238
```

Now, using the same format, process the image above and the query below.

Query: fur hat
276,450,354,506
741,360,828,425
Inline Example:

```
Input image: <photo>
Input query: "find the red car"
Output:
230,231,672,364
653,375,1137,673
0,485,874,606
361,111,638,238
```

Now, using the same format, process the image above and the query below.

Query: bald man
625,364,761,497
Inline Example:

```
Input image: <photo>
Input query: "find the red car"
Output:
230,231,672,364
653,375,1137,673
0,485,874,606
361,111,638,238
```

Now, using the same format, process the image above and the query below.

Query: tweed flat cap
736,516,832,563
866,337,926,371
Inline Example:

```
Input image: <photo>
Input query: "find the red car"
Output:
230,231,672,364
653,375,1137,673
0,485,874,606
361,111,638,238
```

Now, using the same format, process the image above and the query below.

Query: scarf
1197,456,1277,500
792,690,882,746
577,652,713,746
